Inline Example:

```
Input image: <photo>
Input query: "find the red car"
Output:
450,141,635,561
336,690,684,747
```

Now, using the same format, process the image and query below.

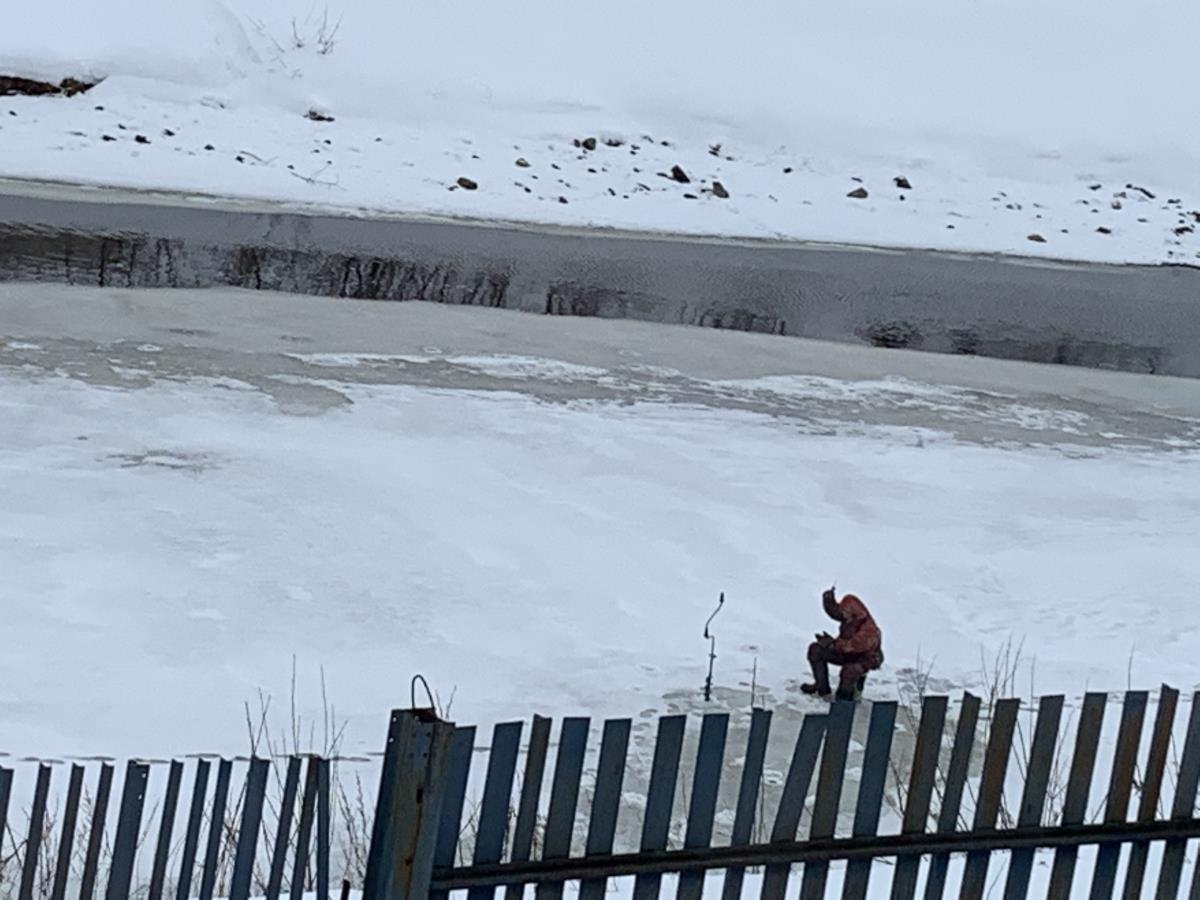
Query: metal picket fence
362,687,1200,900
0,754,337,900
7,687,1200,899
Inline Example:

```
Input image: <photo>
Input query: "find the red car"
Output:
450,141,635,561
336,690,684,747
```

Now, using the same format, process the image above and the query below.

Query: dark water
2,190,1198,376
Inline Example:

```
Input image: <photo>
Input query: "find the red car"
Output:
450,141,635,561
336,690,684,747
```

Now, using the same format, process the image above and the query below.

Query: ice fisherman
801,586,884,701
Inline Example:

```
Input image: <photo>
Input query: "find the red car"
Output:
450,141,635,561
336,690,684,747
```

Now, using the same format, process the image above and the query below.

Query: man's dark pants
807,642,872,700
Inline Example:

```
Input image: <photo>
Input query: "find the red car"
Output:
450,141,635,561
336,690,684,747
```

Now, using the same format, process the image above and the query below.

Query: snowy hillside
2,0,1199,264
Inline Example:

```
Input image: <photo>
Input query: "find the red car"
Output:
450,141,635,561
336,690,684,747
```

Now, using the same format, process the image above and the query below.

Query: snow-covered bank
2,284,1198,759
1,0,1198,264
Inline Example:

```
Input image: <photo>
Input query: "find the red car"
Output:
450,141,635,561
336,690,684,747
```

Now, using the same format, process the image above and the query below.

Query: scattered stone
711,181,730,199
101,134,116,142
669,165,690,184
608,188,616,196
117,123,126,130
204,144,215,151
306,108,335,123
163,128,175,137
1027,233,1047,243
1089,183,1102,191
515,157,530,168
1138,217,1148,223
1096,226,1112,234
1112,200,1122,210
1176,225,1196,236
605,137,624,147
135,134,150,144
558,196,568,204
457,176,478,190
946,224,956,230
1126,183,1156,200
94,105,104,111
588,168,597,174
783,167,793,174
709,143,722,157
236,155,245,163
582,137,597,151
899,194,906,202
851,176,863,183
894,176,912,190
551,163,560,170
847,186,869,199
683,193,698,199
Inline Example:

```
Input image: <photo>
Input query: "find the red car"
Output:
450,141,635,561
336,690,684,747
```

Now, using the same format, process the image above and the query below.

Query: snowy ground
2,1,1200,265
2,283,1199,762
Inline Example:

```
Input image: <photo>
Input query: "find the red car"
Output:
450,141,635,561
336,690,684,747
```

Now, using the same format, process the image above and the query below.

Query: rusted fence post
363,708,457,900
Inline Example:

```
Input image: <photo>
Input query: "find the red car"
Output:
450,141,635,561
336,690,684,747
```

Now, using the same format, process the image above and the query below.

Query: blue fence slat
677,713,731,900
148,760,184,900
199,758,234,900
722,708,773,900
468,721,525,900
267,757,303,900
631,715,687,900
959,698,1021,900
230,757,270,900
0,766,11,851
923,693,982,900
175,759,211,900
106,761,150,900
0,766,10,836
760,713,828,900
433,724,478,890
890,696,950,900
1003,695,1065,900
580,718,633,900
1156,692,1200,900
19,764,52,900
844,701,899,900
1123,686,1178,900
1089,691,1149,900
536,717,592,900
1046,693,1108,898
507,715,553,900
51,764,86,900
292,757,321,900
318,757,332,900
801,701,856,900
80,764,114,900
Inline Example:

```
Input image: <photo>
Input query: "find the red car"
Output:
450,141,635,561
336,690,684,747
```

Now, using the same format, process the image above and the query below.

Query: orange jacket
824,593,883,663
